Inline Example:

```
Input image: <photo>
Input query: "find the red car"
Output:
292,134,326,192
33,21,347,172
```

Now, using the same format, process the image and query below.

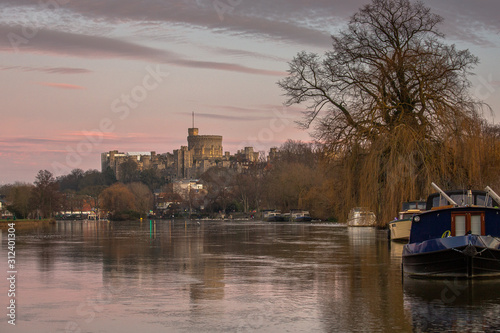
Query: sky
0,0,499,184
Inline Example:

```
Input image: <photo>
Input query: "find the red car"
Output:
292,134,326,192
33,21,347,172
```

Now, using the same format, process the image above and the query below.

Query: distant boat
347,207,376,227
290,210,313,222
388,201,426,242
263,210,285,222
402,183,500,279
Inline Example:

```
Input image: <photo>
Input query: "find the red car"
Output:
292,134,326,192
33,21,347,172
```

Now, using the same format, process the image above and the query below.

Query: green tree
80,169,107,188
5,182,34,219
139,168,162,191
119,159,139,183
102,166,117,185
200,167,236,214
57,169,84,192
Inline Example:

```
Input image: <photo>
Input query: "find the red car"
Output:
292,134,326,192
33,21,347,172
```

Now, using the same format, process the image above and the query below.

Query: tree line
0,141,331,221
2,126,500,223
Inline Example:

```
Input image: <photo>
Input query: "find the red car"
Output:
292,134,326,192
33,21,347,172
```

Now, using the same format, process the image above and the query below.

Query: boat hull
389,219,411,242
265,216,285,222
403,235,500,278
347,218,377,227
294,216,312,222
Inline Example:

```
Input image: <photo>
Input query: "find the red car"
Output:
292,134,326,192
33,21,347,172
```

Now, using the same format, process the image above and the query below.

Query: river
1,220,500,332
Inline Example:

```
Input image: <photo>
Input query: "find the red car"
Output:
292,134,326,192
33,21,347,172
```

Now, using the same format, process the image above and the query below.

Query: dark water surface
1,220,500,332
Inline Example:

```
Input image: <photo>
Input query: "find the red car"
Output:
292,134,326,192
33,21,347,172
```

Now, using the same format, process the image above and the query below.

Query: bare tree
279,0,481,146
31,170,61,218
127,182,154,217
100,183,136,220
278,0,487,223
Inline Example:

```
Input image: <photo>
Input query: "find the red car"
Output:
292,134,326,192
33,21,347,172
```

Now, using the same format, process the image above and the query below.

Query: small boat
347,207,377,227
262,210,284,222
402,183,500,279
388,201,426,242
290,210,312,222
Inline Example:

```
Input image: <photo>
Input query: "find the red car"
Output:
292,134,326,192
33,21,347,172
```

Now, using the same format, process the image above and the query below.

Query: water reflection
403,277,500,332
3,220,500,332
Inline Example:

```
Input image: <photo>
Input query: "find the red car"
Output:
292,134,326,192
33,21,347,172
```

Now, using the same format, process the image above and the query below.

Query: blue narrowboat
402,183,500,278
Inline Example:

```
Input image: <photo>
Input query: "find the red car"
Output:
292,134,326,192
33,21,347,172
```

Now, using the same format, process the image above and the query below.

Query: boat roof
426,189,499,210
402,201,426,211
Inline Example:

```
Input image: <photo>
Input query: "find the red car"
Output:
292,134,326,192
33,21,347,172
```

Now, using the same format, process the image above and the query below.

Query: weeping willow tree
278,0,491,224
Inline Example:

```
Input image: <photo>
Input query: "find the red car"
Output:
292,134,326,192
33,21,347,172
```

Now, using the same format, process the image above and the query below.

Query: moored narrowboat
388,201,426,242
402,183,500,278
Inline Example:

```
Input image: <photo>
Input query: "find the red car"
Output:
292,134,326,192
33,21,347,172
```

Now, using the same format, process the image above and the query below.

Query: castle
101,126,261,181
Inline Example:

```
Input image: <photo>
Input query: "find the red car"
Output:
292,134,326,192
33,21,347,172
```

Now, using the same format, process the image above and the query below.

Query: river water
1,220,500,332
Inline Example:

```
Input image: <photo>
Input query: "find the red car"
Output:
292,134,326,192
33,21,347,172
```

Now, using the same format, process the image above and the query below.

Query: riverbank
0,219,56,230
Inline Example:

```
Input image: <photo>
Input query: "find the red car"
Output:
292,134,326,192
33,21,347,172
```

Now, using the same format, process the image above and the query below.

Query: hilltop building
187,127,223,160
102,125,233,181
101,123,278,182
101,150,173,180
235,147,260,163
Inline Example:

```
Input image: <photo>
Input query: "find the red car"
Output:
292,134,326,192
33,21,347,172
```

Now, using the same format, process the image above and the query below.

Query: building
268,147,280,162
173,146,193,179
236,147,260,163
187,127,223,160
101,150,173,181
172,179,204,200
102,124,270,181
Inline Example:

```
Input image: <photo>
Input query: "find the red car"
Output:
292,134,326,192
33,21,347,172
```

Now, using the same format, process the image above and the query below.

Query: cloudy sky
1,0,499,183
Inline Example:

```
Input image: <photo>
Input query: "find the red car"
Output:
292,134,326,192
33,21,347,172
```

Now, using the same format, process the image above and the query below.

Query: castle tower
188,127,199,136
187,128,223,161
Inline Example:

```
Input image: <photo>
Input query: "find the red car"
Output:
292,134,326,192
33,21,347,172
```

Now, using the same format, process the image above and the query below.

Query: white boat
290,210,312,222
388,201,426,242
262,210,284,222
347,207,377,227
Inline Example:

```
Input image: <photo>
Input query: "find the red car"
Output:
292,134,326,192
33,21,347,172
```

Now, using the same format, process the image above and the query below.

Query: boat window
476,195,493,207
450,194,468,206
471,215,482,235
432,196,447,207
432,193,490,207
452,212,485,236
432,194,465,207
455,215,466,236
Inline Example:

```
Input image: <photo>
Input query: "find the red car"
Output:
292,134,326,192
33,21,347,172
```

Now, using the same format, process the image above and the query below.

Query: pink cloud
1,66,91,74
63,131,118,139
35,82,86,90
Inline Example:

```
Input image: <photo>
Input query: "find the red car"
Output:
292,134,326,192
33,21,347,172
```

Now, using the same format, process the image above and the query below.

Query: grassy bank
0,218,56,230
